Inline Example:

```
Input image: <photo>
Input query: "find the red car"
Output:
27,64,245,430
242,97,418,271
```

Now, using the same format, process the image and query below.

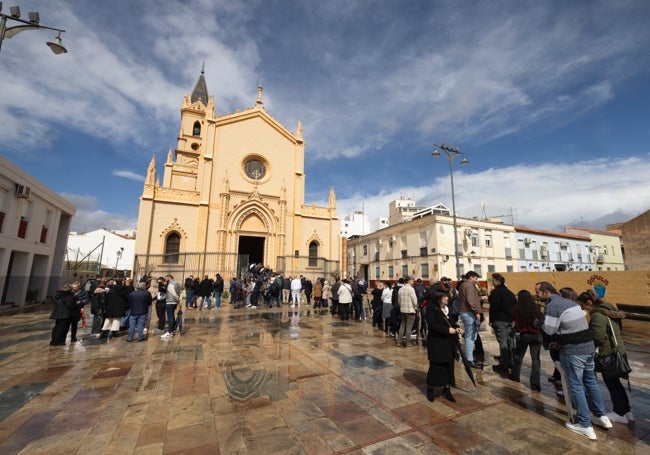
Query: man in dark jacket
198,275,214,309
213,274,224,308
50,284,75,346
282,276,291,304
184,275,194,309
127,282,153,342
488,273,517,373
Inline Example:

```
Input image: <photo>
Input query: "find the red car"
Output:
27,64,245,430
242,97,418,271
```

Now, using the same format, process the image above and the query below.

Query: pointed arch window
192,121,201,137
308,241,319,267
164,232,181,263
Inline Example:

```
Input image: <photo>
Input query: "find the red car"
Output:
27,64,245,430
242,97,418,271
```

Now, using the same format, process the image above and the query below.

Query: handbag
594,317,632,379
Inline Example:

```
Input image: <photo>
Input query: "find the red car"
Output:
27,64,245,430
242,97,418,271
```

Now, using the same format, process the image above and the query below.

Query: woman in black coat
424,291,463,402
50,284,75,346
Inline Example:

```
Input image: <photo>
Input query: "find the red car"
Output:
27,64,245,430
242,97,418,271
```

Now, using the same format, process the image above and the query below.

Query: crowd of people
49,270,633,441
361,273,633,440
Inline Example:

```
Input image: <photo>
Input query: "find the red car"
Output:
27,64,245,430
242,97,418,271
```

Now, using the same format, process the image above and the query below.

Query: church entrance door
238,235,265,275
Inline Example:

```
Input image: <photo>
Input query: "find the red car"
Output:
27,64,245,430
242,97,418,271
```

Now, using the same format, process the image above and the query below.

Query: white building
347,210,516,283
66,229,136,277
0,157,76,308
368,217,389,233
341,210,370,238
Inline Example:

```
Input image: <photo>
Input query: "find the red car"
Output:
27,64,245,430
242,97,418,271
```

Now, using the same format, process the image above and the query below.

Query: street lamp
115,247,124,275
0,4,67,54
432,143,469,281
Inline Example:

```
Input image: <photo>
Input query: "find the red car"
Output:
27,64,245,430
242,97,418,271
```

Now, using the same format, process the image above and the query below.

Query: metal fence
133,252,339,282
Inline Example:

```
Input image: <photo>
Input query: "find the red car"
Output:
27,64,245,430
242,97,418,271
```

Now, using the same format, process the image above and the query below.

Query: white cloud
112,170,145,182
61,192,138,232
335,155,650,231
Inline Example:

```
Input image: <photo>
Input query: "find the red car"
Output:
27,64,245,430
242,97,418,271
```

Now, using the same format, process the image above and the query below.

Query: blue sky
2,0,649,233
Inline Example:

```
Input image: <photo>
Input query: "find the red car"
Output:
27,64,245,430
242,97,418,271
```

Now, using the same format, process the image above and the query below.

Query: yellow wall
497,271,650,307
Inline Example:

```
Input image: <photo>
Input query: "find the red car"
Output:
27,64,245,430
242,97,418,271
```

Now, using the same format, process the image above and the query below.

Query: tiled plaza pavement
0,303,649,455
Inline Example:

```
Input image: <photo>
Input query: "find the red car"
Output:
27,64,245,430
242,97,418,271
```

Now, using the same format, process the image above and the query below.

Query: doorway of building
238,235,265,275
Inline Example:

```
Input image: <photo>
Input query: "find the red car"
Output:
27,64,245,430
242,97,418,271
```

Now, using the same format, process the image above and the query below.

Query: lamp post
115,247,124,276
0,4,67,54
432,143,469,281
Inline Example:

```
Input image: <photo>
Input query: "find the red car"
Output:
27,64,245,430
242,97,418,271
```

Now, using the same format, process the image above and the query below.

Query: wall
498,271,650,307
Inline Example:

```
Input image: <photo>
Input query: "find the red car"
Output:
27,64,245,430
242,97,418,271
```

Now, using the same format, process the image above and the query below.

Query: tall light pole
0,4,67,54
432,143,469,281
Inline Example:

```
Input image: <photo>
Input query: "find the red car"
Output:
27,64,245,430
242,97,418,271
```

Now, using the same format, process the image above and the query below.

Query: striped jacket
542,293,594,356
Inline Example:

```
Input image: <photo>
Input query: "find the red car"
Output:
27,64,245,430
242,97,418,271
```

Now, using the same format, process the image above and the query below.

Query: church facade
133,72,340,280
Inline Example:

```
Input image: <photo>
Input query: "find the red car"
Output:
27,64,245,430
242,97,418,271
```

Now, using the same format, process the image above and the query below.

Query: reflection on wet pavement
0,304,648,454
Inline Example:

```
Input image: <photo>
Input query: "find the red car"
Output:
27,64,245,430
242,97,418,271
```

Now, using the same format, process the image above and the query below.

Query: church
133,71,340,280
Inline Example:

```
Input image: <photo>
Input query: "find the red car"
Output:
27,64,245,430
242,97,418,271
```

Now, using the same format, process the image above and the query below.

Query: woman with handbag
577,290,634,424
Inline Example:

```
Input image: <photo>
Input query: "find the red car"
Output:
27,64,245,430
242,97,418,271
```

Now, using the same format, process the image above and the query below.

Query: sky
2,0,650,234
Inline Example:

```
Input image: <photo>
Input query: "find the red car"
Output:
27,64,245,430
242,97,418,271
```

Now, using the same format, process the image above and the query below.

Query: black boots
99,330,109,339
442,386,456,403
426,387,435,402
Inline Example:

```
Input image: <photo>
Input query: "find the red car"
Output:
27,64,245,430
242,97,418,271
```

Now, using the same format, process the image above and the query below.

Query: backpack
391,286,400,306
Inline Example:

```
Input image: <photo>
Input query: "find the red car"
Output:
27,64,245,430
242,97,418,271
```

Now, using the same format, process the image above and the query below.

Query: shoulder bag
594,317,632,379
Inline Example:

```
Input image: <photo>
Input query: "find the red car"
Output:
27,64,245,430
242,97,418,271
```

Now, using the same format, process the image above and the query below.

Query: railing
133,251,339,282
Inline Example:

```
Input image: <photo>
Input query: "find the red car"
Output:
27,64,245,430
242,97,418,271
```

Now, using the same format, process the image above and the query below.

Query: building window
402,265,408,277
401,249,408,259
388,266,394,278
420,247,428,257
18,216,28,239
487,264,495,273
193,121,201,136
362,245,368,256
374,252,379,262
421,263,429,279
164,232,181,263
485,233,492,248
375,266,380,279
309,241,319,267
506,265,514,272
473,264,482,276
40,225,48,243
471,235,479,247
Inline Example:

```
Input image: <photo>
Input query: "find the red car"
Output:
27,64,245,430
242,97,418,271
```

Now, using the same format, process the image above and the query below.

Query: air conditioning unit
15,184,31,198
430,247,436,254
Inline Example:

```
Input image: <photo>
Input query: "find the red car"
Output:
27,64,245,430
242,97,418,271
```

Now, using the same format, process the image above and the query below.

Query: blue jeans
560,353,607,428
460,312,478,362
185,290,194,308
128,314,146,341
166,304,177,333
214,291,222,308
201,295,211,309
